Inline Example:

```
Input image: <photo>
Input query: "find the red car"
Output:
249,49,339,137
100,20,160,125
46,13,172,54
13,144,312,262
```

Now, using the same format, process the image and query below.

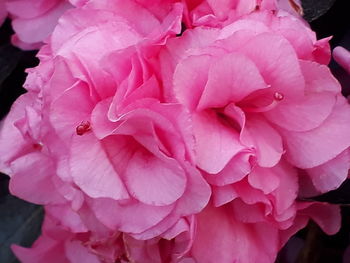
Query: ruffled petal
70,133,129,200
198,52,268,110
193,111,245,173
283,97,350,168
124,151,187,206
241,116,283,167
191,203,279,263
90,198,173,234
306,149,350,193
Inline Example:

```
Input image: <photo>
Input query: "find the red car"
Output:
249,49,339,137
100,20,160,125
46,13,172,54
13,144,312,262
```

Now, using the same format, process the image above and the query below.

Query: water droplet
274,92,284,101
76,121,91,136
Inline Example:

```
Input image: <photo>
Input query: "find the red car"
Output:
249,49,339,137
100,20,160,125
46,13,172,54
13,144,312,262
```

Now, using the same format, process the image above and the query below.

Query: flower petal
65,241,100,263
191,203,279,263
265,92,336,132
241,116,283,167
204,153,251,186
193,111,245,173
198,52,268,110
124,150,187,206
70,133,129,200
248,166,280,194
10,153,66,205
90,198,173,234
283,97,350,168
238,33,305,100
174,55,212,111
306,149,350,193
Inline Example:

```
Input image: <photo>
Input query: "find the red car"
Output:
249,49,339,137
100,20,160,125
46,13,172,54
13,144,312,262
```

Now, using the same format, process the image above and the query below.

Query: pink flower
161,9,350,197
13,207,196,263
5,0,86,49
1,2,349,263
158,9,349,261
0,0,210,243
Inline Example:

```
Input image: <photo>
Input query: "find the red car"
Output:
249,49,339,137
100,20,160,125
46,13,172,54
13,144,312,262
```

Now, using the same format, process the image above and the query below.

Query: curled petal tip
333,46,350,74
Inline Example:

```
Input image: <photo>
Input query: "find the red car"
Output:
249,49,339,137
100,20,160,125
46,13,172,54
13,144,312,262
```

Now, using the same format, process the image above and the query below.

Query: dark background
0,0,350,262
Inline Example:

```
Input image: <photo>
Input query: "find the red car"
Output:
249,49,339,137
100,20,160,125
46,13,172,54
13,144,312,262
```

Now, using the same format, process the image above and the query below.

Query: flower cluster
1,0,349,262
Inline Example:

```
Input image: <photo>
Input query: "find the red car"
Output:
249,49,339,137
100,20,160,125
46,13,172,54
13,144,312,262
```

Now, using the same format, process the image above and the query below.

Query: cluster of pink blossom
1,0,350,262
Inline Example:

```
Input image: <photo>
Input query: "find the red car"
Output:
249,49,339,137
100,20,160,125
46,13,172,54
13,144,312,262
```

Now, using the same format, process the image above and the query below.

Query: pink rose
0,0,210,244
161,9,350,197
158,9,349,262
1,2,349,263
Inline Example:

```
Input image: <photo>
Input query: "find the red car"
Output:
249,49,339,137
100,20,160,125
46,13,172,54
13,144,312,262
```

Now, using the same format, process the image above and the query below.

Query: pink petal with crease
193,111,245,173
70,133,129,200
124,151,187,206
306,149,350,193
